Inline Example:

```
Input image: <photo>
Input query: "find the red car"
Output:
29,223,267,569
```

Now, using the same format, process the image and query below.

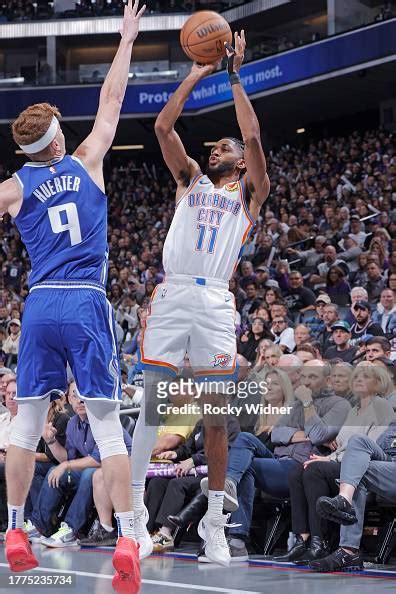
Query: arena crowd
0,126,395,570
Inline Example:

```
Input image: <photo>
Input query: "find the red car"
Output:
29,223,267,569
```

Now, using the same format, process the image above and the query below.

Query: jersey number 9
48,202,82,246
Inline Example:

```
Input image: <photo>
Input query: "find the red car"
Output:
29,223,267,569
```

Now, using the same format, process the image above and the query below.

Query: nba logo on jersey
212,353,232,368
225,182,238,192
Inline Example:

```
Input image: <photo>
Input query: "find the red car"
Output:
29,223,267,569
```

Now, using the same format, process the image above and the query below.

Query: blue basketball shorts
16,280,121,401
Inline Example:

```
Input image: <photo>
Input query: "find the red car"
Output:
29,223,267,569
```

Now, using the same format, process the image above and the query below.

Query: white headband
18,116,59,154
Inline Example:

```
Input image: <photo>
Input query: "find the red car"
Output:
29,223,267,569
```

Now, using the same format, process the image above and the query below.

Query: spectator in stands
255,265,279,297
263,345,283,368
229,277,246,313
145,416,239,553
269,301,294,327
295,344,318,364
201,368,295,560
310,246,345,290
350,301,385,346
317,303,339,354
304,294,329,340
312,420,396,572
2,319,21,358
293,324,311,351
223,361,350,561
324,322,357,363
325,266,351,307
278,354,303,389
283,271,316,320
238,317,272,364
271,316,295,353
338,235,362,273
348,215,367,248
30,386,132,547
372,288,396,336
364,337,392,362
350,253,368,287
0,379,18,529
366,262,387,304
263,287,283,308
251,339,273,373
329,362,356,403
239,261,256,290
240,282,261,325
284,365,395,564
389,272,396,299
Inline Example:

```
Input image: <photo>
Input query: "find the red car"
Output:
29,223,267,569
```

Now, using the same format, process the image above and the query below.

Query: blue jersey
13,155,108,287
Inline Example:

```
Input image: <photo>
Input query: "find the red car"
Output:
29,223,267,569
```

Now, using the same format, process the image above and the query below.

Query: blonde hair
255,367,294,435
12,103,61,152
351,363,394,397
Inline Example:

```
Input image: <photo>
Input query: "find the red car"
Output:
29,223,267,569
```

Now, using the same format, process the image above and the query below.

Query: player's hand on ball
191,60,222,78
225,30,246,73
119,0,146,43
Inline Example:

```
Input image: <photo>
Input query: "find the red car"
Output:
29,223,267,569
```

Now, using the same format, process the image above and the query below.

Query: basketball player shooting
131,30,270,567
0,1,145,592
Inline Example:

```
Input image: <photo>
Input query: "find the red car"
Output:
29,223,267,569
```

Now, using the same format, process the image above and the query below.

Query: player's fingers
136,4,146,18
241,29,246,46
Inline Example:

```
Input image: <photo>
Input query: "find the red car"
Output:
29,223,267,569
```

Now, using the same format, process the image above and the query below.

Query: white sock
208,490,225,521
101,522,114,533
114,511,135,539
132,482,146,514
8,503,24,531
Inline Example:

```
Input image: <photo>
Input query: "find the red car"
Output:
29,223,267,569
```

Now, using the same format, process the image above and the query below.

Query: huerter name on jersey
33,176,81,203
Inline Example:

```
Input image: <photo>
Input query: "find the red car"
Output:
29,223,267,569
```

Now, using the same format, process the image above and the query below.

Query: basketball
180,11,232,64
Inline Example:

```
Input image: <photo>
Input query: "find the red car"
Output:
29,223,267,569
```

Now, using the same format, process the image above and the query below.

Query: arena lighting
128,71,178,79
111,145,144,151
204,142,217,147
0,77,24,84
297,128,306,134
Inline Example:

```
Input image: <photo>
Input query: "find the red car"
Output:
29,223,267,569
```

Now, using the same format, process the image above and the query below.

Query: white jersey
163,173,254,282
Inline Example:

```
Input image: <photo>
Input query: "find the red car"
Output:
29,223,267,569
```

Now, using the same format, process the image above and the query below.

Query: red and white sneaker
112,536,141,594
6,529,39,572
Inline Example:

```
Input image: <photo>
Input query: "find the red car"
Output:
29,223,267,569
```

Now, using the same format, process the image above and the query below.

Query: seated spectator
25,398,71,534
269,301,294,327
271,315,295,353
296,344,318,364
264,287,283,309
229,277,246,313
350,301,385,346
324,321,358,363
325,266,351,307
238,317,272,364
310,246,346,291
328,362,356,405
343,286,369,326
364,337,392,362
366,262,387,304
293,324,311,351
286,236,326,275
278,354,303,389
283,271,316,320
0,379,18,529
215,361,350,561
240,282,261,326
30,386,132,547
146,416,239,552
282,364,394,563
239,261,256,291
201,367,295,560
317,303,339,353
371,288,396,336
304,294,329,340
312,420,396,571
263,344,283,368
338,235,362,273
349,253,368,287
2,319,21,361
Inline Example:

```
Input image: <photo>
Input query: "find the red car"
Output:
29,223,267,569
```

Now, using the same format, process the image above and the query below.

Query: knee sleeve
85,399,127,460
9,397,49,452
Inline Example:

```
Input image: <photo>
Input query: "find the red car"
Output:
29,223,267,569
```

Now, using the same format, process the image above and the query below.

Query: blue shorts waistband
30,279,106,294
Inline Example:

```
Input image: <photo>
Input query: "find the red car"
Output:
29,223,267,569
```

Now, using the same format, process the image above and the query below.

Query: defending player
131,31,270,566
0,2,145,592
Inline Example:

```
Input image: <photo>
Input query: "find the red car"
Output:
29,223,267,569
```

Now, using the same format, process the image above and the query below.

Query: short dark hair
224,137,245,155
366,337,391,353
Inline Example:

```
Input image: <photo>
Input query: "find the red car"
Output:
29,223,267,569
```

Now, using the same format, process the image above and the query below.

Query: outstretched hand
225,30,246,73
119,0,146,43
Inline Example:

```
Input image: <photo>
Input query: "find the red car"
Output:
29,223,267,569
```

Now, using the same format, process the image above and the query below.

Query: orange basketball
180,11,232,65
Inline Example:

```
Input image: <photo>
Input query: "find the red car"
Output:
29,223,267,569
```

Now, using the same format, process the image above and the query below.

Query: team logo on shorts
225,182,238,192
212,353,232,368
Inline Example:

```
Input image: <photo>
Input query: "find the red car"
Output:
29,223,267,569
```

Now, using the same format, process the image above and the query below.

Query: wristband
229,72,241,86
46,438,56,445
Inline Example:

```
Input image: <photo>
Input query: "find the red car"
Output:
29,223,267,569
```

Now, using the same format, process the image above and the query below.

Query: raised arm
0,178,22,217
154,62,217,200
226,32,270,220
74,0,145,188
